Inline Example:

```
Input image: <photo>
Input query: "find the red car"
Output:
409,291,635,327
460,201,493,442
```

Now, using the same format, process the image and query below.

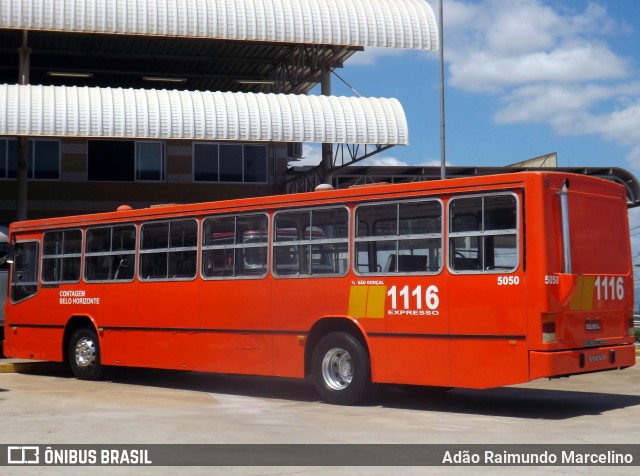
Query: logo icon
7,446,40,465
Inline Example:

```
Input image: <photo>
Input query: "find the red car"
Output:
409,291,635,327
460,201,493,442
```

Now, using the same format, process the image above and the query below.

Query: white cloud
450,44,629,92
445,0,640,172
494,83,640,128
354,156,450,167
628,146,640,171
445,0,630,92
356,156,410,166
346,47,409,66
419,158,451,167
594,101,640,144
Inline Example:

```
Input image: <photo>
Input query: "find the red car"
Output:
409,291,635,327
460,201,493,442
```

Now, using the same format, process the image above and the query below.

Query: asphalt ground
1,350,639,475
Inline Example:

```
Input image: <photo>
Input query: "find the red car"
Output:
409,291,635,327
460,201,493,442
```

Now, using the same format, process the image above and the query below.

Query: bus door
0,225,9,332
36,229,90,360
135,220,199,369
271,207,350,377
446,192,528,388
4,238,42,359
199,214,272,375
352,199,450,387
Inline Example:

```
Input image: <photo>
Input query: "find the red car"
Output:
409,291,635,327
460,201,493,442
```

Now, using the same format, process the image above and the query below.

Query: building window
193,143,219,182
31,140,60,179
88,140,164,182
0,139,17,179
193,143,267,183
244,145,268,182
0,139,59,180
136,142,165,181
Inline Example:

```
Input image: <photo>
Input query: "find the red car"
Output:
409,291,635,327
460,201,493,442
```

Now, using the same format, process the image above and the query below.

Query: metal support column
320,66,333,186
16,31,30,221
439,0,447,180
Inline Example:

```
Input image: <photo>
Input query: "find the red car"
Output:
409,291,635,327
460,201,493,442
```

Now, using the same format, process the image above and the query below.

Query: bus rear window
569,194,630,274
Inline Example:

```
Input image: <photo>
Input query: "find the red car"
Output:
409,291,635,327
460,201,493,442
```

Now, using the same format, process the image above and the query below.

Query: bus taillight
628,311,635,337
542,313,556,343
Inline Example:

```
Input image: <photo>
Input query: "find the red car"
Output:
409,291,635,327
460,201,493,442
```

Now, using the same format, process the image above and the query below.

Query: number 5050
497,276,520,286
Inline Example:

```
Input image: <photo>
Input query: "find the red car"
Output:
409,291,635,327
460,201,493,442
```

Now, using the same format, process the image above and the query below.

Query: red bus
3,172,636,404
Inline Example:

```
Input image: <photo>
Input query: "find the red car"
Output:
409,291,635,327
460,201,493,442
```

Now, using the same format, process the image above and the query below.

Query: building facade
0,0,439,224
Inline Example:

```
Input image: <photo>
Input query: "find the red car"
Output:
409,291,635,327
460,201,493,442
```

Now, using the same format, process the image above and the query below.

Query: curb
0,360,65,374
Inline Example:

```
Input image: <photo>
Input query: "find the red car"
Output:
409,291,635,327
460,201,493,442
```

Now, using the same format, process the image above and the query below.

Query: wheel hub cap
75,337,96,369
322,348,353,390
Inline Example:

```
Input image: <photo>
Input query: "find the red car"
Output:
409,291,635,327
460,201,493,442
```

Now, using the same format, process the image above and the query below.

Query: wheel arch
62,315,98,364
304,317,372,378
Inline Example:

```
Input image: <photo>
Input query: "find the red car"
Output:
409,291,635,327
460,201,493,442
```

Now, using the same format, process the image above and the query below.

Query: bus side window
385,254,429,273
273,208,349,277
273,217,302,275
86,225,137,282
42,229,82,284
11,241,39,302
113,255,134,280
274,245,300,275
355,200,442,275
140,220,197,281
202,214,268,279
448,194,518,273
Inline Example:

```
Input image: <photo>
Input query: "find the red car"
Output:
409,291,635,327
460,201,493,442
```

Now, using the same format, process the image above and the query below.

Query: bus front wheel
311,332,373,405
68,328,104,380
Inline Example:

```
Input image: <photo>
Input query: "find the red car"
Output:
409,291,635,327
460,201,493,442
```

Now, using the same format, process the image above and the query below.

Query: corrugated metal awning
1,0,438,51
0,84,408,145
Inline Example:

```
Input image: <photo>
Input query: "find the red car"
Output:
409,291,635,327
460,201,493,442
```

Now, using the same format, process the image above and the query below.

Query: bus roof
7,171,628,233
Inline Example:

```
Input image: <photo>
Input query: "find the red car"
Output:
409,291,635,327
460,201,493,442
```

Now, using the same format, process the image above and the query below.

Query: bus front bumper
529,344,636,380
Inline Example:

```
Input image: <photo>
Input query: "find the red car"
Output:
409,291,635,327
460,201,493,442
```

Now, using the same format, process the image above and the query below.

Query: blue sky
306,0,640,171
305,0,640,269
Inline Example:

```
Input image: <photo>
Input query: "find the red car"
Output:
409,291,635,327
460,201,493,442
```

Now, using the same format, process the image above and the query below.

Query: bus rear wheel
68,328,104,380
311,332,373,405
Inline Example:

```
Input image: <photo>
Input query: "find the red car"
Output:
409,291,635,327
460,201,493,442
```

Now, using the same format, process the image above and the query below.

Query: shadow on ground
5,362,639,420
93,366,640,421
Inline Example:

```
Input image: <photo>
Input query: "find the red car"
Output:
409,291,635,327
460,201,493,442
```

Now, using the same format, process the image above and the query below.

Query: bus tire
311,331,373,405
68,328,104,380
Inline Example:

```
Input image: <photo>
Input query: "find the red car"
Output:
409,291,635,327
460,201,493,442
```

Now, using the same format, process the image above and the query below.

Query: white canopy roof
0,84,408,145
1,0,438,50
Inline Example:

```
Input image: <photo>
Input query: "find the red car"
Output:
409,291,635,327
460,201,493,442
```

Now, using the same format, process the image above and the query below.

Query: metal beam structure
286,144,398,193
0,0,443,221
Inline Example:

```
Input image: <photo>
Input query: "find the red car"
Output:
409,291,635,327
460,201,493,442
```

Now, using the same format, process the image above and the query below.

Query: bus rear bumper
529,344,636,380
